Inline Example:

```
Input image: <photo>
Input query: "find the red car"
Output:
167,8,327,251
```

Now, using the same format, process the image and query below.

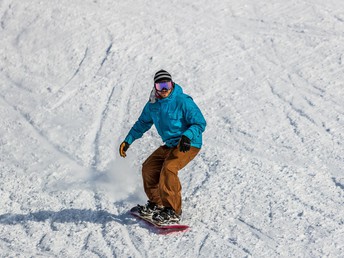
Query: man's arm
124,102,153,145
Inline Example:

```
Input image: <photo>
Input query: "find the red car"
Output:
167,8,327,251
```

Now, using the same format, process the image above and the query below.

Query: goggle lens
155,81,173,91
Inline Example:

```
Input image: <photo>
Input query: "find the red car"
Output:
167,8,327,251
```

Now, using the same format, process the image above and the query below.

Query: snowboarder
119,69,206,224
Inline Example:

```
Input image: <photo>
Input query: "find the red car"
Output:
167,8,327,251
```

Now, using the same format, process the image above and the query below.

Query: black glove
119,141,130,157
179,135,191,152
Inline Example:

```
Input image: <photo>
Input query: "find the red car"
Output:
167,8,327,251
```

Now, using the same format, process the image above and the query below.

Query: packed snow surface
0,0,343,257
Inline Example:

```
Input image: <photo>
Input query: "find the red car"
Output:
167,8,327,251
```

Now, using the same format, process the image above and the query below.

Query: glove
119,141,130,157
179,135,191,153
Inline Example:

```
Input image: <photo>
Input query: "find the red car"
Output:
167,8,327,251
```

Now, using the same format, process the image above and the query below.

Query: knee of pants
142,163,161,183
142,161,154,176
159,169,181,192
163,161,179,175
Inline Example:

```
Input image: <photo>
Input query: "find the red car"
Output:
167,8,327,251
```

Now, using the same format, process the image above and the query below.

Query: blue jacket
124,84,206,148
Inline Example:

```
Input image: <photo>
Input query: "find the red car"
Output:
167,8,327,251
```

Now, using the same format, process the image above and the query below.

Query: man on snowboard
119,70,206,224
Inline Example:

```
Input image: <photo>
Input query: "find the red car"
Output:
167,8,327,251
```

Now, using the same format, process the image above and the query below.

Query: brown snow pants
142,145,200,215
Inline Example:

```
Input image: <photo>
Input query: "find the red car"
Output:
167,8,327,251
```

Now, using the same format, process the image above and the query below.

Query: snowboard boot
137,200,162,217
152,207,181,224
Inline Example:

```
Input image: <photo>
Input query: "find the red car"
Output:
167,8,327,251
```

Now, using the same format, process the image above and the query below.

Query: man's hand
179,135,191,152
119,142,130,157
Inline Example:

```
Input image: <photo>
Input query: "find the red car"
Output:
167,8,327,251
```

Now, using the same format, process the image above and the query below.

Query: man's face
155,80,173,98
158,88,172,98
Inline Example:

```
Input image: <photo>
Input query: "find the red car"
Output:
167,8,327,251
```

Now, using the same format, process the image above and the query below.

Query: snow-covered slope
0,0,343,257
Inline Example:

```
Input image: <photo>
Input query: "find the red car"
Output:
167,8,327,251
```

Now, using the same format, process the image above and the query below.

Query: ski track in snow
0,0,344,257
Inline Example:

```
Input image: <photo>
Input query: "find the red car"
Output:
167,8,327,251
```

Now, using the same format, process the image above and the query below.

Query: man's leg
159,147,200,215
142,146,170,206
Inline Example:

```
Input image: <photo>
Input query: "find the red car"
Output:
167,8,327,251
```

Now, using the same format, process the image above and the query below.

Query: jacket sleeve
124,102,153,145
183,97,206,141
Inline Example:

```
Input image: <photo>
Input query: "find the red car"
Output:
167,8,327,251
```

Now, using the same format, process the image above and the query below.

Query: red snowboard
130,206,189,232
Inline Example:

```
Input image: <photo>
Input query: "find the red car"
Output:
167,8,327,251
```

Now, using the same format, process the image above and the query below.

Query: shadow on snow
0,208,134,226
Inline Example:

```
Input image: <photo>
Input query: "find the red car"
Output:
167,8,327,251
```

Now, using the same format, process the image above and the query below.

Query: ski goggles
154,81,173,92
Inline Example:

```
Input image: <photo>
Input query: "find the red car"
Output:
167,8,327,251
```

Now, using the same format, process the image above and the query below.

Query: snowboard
130,206,189,232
